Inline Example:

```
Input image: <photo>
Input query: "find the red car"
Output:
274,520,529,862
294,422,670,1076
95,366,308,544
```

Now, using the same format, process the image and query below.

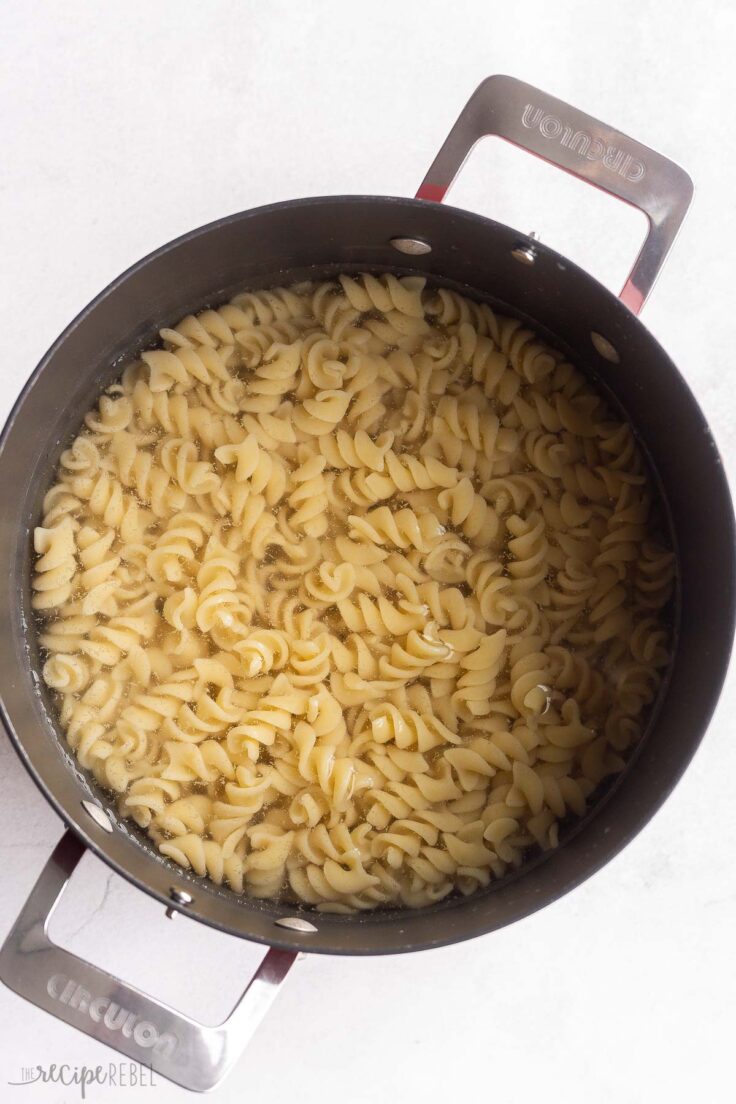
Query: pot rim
2,193,734,955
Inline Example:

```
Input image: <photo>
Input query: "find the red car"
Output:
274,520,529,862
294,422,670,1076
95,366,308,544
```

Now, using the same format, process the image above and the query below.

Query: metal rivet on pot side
390,237,432,256
510,232,539,266
274,916,318,933
591,331,621,363
81,800,113,833
165,886,194,919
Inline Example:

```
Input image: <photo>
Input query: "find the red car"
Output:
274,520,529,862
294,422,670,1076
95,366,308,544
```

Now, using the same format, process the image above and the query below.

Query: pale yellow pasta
32,274,674,911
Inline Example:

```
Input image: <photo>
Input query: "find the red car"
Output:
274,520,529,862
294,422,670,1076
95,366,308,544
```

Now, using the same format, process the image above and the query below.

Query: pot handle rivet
80,799,113,833
390,237,432,256
165,886,193,919
275,916,318,933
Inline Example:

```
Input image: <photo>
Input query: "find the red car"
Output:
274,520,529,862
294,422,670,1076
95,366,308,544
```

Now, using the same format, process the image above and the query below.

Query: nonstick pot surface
1,196,733,954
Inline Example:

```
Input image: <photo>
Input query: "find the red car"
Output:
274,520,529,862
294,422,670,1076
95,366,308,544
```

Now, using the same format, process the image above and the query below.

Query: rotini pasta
32,274,674,911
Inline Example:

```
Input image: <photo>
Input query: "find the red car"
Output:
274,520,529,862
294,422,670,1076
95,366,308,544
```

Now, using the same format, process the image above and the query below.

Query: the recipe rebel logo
8,1062,157,1099
521,103,646,183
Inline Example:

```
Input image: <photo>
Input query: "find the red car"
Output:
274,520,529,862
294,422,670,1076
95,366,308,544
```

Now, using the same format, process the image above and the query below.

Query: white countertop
2,1,736,1101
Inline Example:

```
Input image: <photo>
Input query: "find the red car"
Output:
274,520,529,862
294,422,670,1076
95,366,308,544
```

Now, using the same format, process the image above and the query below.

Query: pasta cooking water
32,274,674,911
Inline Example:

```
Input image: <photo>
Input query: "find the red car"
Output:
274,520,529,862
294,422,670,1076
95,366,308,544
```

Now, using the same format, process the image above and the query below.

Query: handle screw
165,886,194,919
511,234,539,265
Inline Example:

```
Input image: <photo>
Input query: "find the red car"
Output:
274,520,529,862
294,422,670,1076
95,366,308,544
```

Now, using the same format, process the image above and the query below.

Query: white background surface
1,1,735,1101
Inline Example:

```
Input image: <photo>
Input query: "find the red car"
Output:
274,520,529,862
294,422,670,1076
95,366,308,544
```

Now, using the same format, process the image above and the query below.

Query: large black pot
0,77,733,1092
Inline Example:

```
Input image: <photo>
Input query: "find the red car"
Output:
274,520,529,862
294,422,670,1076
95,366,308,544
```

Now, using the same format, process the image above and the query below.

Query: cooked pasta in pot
31,274,674,911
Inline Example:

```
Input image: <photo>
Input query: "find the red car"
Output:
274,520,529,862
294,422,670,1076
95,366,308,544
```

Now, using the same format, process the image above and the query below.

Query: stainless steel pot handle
417,74,694,314
0,830,297,1093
